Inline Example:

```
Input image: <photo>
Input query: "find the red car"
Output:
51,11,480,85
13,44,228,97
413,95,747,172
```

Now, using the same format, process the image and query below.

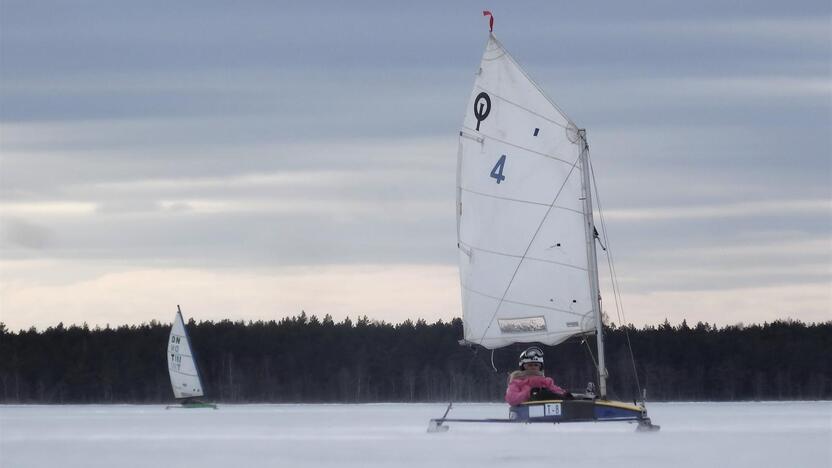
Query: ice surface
1,402,830,468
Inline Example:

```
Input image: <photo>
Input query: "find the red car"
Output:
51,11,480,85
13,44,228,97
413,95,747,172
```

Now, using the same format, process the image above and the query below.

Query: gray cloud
1,0,829,326
1,217,54,249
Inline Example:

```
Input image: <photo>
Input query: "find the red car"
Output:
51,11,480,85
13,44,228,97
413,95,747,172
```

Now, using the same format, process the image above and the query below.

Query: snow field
1,402,830,468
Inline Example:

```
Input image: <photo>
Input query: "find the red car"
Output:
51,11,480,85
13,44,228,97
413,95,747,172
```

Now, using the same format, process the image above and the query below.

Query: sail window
498,316,547,334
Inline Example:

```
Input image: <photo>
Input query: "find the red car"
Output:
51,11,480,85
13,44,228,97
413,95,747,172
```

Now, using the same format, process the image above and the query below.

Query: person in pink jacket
505,346,570,406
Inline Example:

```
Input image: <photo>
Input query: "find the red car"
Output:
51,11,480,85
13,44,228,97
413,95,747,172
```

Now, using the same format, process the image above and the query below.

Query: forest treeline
0,315,829,403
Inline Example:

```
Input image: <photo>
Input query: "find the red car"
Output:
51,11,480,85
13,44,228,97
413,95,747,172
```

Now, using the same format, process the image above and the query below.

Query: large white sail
167,309,204,399
457,34,596,349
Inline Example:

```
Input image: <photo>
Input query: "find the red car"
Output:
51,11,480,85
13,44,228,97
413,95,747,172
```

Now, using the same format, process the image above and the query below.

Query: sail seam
489,35,577,126
471,149,583,347
481,51,506,62
459,241,588,272
461,125,575,166
461,284,590,317
460,129,484,142
473,85,569,130
459,186,583,214
473,329,592,347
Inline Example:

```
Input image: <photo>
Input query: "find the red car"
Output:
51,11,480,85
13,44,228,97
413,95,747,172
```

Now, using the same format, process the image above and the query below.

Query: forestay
457,33,595,349
167,311,204,399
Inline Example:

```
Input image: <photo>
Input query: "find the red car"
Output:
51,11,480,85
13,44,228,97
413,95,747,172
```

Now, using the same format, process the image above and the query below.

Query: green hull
166,401,218,409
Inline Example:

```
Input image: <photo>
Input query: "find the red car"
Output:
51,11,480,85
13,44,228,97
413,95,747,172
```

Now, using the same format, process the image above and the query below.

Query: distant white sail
167,310,204,399
457,34,596,349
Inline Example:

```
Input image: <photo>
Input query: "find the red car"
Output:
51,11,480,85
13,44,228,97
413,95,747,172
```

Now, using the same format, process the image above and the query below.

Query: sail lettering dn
167,312,204,399
457,34,595,349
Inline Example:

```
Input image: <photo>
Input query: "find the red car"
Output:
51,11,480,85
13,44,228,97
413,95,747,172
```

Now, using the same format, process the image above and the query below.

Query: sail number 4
490,154,507,184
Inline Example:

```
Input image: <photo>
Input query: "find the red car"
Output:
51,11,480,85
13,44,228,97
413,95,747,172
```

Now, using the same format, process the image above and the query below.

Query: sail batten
470,87,571,130
461,252,588,272
459,188,583,212
462,286,592,317
459,243,589,271
455,136,578,168
457,34,594,349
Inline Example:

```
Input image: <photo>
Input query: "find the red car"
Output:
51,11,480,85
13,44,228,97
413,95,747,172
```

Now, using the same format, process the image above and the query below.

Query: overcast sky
1,1,830,331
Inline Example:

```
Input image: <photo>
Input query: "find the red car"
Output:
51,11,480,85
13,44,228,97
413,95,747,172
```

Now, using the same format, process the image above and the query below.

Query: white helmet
518,346,544,368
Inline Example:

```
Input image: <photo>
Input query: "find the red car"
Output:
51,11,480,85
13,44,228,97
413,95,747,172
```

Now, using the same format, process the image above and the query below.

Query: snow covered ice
1,402,830,468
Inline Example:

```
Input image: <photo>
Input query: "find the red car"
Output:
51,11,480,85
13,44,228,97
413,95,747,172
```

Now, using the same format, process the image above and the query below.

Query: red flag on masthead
482,11,494,32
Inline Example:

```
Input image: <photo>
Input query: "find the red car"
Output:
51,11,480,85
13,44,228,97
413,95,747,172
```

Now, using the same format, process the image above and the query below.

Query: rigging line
588,153,644,400
586,156,621,324
439,339,497,418
589,153,635,389
474,152,583,347
581,336,599,373
459,186,583,214
461,125,576,166
595,230,607,251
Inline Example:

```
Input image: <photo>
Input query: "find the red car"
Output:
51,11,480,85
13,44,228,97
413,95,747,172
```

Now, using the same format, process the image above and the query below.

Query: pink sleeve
505,378,532,406
542,377,565,395
524,376,566,395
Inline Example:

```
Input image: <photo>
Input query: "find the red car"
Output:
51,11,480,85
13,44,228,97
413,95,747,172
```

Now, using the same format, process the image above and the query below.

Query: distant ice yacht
166,305,217,409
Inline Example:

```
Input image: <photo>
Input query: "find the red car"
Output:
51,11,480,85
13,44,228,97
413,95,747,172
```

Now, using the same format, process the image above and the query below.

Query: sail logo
473,92,491,131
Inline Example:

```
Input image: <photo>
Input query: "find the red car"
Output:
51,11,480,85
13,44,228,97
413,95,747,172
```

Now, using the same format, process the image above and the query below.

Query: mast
578,129,608,398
